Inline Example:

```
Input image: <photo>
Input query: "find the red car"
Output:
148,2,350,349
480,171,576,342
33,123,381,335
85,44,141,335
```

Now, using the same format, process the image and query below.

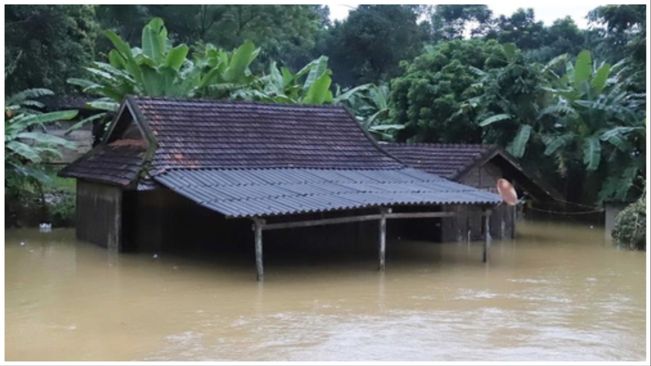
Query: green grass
43,165,75,193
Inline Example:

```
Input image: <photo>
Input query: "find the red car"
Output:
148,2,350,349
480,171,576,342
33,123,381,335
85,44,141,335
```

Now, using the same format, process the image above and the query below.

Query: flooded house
60,97,501,279
382,143,561,241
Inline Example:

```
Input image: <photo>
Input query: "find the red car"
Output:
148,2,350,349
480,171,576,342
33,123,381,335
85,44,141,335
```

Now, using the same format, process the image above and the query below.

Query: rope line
527,206,605,215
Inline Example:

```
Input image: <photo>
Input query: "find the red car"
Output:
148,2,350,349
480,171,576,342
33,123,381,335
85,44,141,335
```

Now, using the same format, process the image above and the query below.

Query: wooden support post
253,218,265,281
378,208,390,271
483,209,492,263
512,204,517,238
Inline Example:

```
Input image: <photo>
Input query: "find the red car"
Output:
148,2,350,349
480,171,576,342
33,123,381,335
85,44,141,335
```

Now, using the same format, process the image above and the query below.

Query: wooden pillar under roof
378,207,391,271
482,208,492,263
253,218,265,281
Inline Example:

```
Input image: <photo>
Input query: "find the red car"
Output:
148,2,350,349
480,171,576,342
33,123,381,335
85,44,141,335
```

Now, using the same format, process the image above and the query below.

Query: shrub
48,189,76,227
612,193,646,250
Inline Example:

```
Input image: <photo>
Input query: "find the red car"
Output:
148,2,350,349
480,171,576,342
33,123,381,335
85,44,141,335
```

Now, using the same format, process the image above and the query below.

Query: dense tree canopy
588,4,646,63
486,8,546,50
525,17,585,62
390,39,508,143
5,5,98,95
95,5,328,71
321,5,430,87
429,5,493,40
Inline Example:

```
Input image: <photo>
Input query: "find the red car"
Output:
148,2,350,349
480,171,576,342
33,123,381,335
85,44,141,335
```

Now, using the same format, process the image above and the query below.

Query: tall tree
525,17,586,62
587,5,646,95
322,5,429,87
94,5,150,46
486,8,545,50
587,4,646,64
5,5,99,95
429,5,493,40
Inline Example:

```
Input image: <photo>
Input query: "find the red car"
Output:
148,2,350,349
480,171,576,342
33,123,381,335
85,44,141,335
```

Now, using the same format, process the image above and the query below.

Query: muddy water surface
4,221,647,361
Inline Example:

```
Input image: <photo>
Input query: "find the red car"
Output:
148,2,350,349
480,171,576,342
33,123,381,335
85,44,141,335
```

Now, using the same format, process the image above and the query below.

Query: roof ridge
157,166,412,173
388,142,497,149
129,95,347,110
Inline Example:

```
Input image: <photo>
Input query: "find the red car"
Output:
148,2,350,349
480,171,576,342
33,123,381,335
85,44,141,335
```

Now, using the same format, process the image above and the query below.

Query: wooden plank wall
441,161,517,242
76,180,123,250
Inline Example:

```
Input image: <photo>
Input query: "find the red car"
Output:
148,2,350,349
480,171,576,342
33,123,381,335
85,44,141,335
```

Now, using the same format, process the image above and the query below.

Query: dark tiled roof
59,139,146,186
61,98,503,214
131,97,403,173
382,143,498,179
155,168,500,218
383,142,563,202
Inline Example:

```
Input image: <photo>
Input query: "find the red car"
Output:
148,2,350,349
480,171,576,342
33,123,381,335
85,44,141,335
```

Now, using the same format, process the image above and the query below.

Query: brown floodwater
4,221,647,361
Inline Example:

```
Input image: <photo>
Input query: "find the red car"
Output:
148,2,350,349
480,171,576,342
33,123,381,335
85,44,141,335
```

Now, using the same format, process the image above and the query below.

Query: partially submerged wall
76,180,122,250
125,188,382,255
75,184,494,254
442,161,516,241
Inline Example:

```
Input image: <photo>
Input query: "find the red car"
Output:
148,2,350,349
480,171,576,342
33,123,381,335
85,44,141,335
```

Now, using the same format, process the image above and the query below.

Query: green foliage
390,39,509,143
5,87,78,227
612,192,646,250
67,18,263,134
429,5,493,40
467,45,645,204
6,4,647,210
486,9,546,50
68,17,377,139
338,83,404,141
508,125,532,158
5,168,77,227
96,5,328,71
4,5,98,95
48,183,76,227
237,56,333,104
525,17,586,63
479,114,512,127
320,5,429,87
5,90,78,185
73,17,260,104
587,5,646,65
540,50,645,202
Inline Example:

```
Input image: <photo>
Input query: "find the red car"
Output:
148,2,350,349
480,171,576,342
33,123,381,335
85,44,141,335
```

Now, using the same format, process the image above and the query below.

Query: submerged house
60,97,501,279
382,143,561,241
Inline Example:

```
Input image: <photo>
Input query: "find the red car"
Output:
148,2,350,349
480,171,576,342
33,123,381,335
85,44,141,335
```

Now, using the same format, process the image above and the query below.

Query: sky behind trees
329,1,617,28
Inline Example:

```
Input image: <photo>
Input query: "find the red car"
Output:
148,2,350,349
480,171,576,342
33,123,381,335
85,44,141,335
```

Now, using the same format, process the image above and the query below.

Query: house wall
122,188,249,254
113,188,457,256
444,161,516,241
122,188,385,256
76,180,123,251
441,204,483,242
76,183,486,254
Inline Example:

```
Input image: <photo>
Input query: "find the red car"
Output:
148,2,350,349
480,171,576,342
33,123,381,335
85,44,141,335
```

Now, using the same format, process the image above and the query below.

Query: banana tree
338,83,404,141
67,17,260,134
241,56,335,104
5,88,77,184
538,50,645,201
